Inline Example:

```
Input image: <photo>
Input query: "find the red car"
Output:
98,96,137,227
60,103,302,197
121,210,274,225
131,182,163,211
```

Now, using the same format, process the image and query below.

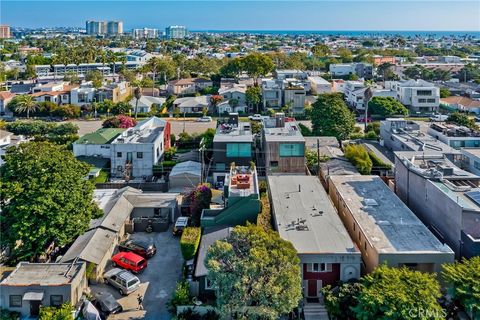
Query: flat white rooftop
269,175,358,255
329,175,454,255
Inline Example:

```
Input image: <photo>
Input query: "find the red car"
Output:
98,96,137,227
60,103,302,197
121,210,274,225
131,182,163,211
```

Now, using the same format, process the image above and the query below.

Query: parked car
118,240,157,258
111,252,147,273
248,114,266,121
91,291,123,319
356,116,372,123
103,268,141,295
173,216,189,236
196,116,212,122
430,115,449,122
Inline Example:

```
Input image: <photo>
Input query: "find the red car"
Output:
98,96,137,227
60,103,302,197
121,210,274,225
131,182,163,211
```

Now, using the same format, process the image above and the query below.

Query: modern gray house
213,114,254,172
394,151,480,258
0,262,87,317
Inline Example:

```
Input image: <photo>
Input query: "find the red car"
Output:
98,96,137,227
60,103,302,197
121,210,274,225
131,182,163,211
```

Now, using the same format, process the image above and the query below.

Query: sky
1,1,479,31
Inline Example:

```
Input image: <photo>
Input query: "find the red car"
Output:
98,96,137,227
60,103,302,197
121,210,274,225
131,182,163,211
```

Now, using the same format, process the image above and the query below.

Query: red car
111,252,147,273
357,116,372,123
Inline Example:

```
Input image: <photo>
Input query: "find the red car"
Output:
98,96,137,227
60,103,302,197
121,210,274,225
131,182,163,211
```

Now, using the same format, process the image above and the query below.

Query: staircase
303,302,329,320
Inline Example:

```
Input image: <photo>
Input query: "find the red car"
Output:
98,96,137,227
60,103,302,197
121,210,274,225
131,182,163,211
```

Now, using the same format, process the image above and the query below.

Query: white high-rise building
133,28,159,39
165,25,187,39
86,20,123,35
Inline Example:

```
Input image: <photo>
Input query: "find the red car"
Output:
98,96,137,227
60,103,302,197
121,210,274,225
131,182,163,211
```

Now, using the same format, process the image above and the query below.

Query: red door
307,280,317,297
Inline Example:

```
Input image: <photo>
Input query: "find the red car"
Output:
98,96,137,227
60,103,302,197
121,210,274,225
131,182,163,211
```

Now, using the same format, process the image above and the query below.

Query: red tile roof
0,91,15,100
441,96,480,108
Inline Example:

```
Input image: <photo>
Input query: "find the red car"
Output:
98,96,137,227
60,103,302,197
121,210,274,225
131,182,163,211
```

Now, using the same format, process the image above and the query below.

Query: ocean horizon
190,30,480,38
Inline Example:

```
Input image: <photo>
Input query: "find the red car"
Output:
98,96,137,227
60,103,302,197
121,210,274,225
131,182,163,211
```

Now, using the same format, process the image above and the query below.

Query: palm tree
134,86,142,119
107,51,118,81
15,95,38,119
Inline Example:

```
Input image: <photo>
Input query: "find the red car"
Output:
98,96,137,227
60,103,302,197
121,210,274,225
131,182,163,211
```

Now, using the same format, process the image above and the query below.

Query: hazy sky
1,1,479,31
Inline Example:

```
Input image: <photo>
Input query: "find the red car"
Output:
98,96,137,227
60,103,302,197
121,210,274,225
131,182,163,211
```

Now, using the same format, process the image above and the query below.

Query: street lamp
363,87,373,132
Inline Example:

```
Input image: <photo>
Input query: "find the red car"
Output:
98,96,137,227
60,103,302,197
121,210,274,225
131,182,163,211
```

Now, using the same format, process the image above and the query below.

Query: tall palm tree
134,86,142,119
15,95,38,119
107,51,118,81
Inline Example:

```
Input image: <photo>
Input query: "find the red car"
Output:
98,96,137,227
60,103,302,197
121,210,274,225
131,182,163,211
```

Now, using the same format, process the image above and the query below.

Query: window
310,263,328,272
205,277,215,290
418,98,427,103
137,152,143,159
226,143,251,157
364,242,367,251
353,223,356,231
279,143,304,157
216,163,226,171
417,90,432,96
9,295,22,308
270,161,279,167
474,161,480,170
427,99,436,103
117,152,122,158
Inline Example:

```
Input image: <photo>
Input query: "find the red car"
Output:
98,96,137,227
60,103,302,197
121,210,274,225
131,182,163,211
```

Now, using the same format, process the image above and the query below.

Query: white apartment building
284,82,306,115
133,28,159,39
387,79,440,114
70,83,96,105
165,26,187,39
262,79,283,110
110,117,169,179
329,63,374,79
344,81,365,107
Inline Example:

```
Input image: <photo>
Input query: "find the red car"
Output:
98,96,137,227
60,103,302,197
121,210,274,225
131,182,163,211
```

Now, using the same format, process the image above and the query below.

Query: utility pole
364,87,373,133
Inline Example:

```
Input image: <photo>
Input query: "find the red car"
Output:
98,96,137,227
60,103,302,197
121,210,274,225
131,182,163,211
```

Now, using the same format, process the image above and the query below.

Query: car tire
119,289,125,296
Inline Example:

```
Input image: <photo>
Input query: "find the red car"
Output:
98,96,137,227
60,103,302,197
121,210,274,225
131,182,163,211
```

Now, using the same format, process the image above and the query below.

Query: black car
91,292,123,319
118,240,157,258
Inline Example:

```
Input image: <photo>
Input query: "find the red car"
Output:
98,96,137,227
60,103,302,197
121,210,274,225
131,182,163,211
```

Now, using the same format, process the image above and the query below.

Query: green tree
246,86,262,113
12,95,38,119
447,112,478,130
442,257,480,318
440,88,451,98
39,303,74,320
206,224,302,320
311,93,355,140
368,96,408,117
352,265,443,320
242,53,274,85
220,58,244,78
0,142,102,262
311,43,331,58
85,70,103,88
322,281,362,320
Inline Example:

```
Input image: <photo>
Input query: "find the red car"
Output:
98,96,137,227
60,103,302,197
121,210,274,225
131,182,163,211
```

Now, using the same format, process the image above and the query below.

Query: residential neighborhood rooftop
329,175,454,254
1,262,84,286
75,128,125,145
213,121,253,143
269,175,358,255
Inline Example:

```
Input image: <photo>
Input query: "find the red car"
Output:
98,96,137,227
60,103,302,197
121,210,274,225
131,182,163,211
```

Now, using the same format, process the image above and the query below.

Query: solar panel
465,191,480,206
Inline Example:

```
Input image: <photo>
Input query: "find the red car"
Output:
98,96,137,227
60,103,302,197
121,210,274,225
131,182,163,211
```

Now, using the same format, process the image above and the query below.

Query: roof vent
364,198,378,206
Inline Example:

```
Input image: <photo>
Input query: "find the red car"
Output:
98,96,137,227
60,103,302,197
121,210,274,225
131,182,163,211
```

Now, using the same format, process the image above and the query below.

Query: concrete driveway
90,228,183,320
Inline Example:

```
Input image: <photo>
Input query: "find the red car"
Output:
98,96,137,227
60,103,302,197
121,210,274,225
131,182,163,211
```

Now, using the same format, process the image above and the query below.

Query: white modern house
70,83,97,105
387,79,440,114
110,117,170,179
173,96,210,113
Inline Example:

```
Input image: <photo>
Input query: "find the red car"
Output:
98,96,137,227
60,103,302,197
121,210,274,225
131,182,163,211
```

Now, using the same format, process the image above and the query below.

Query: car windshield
137,259,146,266
128,279,139,287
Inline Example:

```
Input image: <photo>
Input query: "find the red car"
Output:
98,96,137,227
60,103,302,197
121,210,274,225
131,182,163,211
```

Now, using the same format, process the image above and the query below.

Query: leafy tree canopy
311,93,355,140
206,224,302,320
368,96,408,117
352,265,443,320
0,142,102,262
442,257,480,318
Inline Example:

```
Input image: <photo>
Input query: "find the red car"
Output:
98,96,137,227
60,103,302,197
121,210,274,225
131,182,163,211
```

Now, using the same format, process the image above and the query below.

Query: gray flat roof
213,122,253,143
194,227,232,277
1,262,84,286
329,175,454,254
264,122,305,142
269,175,359,255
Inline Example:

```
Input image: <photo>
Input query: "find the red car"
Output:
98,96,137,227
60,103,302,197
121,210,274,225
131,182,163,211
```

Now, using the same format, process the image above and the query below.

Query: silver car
103,268,140,295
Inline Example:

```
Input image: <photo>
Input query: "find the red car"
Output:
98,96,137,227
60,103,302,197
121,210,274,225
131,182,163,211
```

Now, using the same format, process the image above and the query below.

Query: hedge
180,227,201,260
257,193,272,231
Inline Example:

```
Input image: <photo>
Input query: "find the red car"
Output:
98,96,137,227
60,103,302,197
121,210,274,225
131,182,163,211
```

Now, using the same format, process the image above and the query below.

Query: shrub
180,227,201,260
188,183,213,226
39,303,74,320
368,151,392,169
167,281,191,313
164,147,177,161
258,180,267,195
0,308,21,320
344,144,372,175
257,193,272,231
364,130,378,140
102,115,137,128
